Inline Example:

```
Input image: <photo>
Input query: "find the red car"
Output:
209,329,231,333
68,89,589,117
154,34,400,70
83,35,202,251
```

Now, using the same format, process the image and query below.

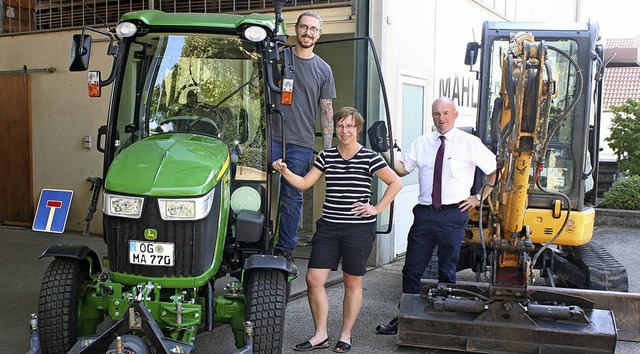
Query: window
400,77,427,186
485,38,580,194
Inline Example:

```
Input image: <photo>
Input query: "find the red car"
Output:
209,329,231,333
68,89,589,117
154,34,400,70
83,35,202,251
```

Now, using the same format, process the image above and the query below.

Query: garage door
0,74,33,225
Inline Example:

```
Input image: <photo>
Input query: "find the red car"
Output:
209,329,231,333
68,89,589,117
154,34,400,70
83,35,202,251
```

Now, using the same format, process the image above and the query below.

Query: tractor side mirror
368,121,390,153
70,34,92,72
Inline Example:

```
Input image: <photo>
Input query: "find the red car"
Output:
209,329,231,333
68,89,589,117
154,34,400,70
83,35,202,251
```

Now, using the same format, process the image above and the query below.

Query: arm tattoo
320,98,334,149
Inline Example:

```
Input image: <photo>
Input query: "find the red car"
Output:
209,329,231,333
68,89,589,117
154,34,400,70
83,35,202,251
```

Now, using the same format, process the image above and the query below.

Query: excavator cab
476,22,598,216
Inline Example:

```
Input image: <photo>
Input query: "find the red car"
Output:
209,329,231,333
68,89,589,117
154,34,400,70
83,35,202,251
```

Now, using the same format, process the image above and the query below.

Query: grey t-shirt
272,54,336,149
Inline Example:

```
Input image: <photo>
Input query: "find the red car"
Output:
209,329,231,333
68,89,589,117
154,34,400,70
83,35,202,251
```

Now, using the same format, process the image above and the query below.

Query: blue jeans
271,140,314,253
401,204,468,294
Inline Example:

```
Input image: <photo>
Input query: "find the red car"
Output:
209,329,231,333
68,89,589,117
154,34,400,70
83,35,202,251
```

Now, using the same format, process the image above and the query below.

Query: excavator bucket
397,280,640,353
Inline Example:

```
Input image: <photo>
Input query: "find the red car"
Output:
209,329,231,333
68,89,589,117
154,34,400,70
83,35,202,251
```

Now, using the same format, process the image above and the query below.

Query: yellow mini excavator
397,21,640,353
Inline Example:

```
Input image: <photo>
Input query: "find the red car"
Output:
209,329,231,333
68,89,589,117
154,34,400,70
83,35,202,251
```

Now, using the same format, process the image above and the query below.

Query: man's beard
297,35,315,49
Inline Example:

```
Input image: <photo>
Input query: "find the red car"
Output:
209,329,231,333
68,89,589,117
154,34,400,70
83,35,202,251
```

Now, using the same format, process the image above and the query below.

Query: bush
606,98,640,176
603,175,640,210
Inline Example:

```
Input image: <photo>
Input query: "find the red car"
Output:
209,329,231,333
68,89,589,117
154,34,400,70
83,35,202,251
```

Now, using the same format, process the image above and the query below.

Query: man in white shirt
376,97,497,335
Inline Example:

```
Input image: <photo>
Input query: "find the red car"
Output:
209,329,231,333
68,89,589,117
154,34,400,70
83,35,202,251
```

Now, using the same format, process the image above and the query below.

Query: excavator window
485,38,580,195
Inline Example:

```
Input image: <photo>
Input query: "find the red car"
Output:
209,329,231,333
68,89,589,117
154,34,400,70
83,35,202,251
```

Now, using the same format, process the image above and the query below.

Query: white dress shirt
400,128,496,206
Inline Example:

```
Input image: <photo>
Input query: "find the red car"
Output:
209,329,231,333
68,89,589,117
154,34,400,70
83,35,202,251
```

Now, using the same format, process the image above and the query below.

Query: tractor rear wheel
38,258,89,354
245,269,287,353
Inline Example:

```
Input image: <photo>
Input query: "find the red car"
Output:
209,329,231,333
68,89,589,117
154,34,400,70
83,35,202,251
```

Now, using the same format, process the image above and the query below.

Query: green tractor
34,2,393,353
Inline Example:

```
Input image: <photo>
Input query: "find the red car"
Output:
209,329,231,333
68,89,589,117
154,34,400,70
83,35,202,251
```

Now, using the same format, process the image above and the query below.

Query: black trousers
401,203,468,294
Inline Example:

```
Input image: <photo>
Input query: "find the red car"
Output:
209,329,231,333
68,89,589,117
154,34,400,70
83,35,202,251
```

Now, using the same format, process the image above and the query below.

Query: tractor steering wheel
157,116,222,137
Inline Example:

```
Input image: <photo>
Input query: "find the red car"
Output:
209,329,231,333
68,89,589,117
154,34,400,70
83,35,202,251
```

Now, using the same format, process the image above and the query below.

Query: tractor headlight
244,26,267,42
157,189,215,220
116,21,138,38
103,193,144,219
165,201,195,218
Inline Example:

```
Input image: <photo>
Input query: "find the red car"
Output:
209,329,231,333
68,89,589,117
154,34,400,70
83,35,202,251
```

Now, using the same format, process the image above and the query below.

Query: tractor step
396,279,640,353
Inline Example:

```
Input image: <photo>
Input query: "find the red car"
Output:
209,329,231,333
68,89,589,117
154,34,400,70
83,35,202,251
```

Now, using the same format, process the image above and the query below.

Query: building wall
0,30,111,234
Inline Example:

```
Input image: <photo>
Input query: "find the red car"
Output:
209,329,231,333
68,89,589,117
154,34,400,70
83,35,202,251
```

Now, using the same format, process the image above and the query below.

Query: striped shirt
314,146,387,223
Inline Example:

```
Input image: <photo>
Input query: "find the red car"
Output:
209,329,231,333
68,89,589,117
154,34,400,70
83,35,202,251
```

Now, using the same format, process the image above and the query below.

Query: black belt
422,202,462,211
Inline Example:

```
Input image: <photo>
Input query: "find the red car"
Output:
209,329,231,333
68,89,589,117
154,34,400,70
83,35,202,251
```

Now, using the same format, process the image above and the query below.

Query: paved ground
1,225,639,353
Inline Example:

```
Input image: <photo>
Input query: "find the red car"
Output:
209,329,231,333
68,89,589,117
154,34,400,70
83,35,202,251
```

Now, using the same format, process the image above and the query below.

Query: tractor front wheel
245,269,287,353
38,258,89,354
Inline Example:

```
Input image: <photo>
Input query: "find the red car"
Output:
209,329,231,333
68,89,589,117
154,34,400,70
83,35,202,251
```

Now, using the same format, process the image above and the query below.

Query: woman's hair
333,106,364,131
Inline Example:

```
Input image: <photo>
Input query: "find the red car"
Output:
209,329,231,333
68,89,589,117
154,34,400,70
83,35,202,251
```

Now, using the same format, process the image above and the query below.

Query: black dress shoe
375,316,398,335
293,337,329,351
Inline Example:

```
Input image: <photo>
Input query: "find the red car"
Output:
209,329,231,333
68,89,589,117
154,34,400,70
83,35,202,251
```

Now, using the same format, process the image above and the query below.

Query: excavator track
571,241,628,292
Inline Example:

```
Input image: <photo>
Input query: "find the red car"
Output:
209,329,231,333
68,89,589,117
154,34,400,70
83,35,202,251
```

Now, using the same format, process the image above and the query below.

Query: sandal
293,337,329,351
334,340,351,353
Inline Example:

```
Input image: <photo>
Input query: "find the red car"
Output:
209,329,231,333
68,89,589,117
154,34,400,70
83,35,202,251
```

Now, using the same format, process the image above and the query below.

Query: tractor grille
104,188,222,279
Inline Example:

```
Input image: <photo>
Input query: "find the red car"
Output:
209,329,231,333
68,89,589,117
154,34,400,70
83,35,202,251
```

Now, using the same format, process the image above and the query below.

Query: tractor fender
39,244,101,274
243,254,292,274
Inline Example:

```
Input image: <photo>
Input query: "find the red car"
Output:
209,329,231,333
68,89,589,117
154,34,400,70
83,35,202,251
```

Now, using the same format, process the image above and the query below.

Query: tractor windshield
114,33,266,178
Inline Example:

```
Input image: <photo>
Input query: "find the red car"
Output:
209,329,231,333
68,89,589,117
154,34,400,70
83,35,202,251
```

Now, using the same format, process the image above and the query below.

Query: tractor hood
105,133,229,197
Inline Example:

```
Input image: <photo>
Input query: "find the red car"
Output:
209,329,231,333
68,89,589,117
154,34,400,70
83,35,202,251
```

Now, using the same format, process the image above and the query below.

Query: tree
605,98,640,176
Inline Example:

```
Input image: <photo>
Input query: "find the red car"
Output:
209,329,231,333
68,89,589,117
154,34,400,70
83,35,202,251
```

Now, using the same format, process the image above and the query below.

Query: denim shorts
308,218,376,276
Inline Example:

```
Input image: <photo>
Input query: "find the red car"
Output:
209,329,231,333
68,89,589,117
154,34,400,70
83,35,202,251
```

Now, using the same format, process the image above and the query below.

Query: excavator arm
486,31,586,299
491,32,549,291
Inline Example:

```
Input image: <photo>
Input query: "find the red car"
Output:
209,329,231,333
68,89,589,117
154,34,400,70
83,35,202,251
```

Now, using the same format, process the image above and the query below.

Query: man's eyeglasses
298,24,320,35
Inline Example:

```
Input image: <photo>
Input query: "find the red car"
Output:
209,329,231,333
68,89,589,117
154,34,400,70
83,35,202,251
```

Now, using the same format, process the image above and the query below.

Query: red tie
432,135,446,209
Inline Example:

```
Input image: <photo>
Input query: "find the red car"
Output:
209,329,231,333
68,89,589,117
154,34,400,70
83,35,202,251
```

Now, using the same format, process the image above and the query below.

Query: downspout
1,0,4,33
355,0,369,37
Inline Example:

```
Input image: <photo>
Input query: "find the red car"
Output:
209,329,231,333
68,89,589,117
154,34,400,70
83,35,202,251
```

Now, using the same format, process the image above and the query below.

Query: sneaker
375,316,398,335
275,249,299,277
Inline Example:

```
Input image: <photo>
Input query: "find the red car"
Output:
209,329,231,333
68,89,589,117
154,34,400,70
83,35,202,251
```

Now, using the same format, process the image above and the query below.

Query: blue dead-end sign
33,189,73,233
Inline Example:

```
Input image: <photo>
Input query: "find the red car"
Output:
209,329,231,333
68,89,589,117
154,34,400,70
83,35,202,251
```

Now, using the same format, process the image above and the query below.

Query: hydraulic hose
530,44,581,267
541,45,584,156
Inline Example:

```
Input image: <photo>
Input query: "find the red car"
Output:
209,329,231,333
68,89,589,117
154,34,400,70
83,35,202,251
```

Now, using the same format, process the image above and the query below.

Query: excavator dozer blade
534,285,640,342
395,280,640,353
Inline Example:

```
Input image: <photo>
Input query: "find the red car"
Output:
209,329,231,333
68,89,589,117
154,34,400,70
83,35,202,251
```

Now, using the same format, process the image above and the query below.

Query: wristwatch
475,193,482,201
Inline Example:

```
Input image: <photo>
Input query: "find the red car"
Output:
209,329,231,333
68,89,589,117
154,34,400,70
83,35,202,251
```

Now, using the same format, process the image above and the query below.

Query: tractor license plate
129,241,174,267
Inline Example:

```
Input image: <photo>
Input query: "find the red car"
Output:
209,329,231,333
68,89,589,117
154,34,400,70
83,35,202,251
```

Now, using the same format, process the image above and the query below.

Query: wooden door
0,74,33,225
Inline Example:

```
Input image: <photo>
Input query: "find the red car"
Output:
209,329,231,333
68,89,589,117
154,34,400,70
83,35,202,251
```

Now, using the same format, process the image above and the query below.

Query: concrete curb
595,208,640,228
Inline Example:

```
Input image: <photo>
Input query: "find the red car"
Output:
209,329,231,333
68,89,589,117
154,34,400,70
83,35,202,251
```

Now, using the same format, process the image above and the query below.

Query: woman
272,107,402,353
